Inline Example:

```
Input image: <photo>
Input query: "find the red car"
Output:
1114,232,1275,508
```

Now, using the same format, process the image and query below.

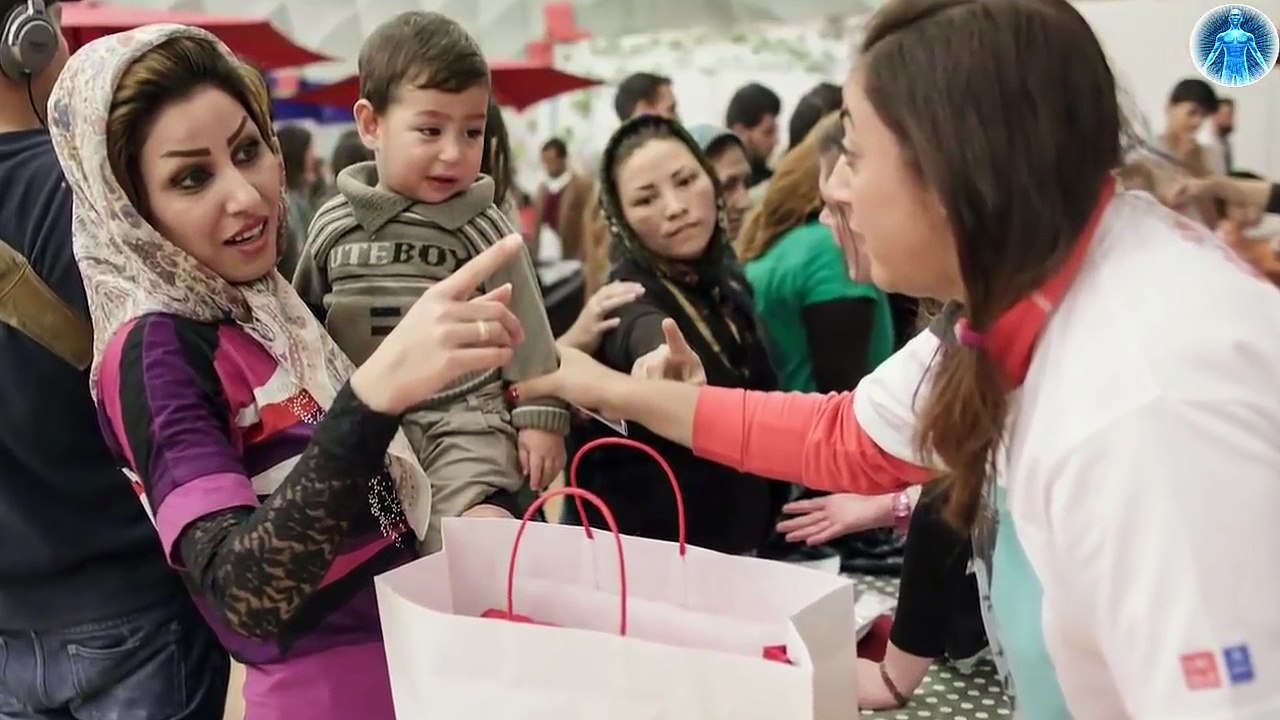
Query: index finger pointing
662,318,695,357
433,235,524,300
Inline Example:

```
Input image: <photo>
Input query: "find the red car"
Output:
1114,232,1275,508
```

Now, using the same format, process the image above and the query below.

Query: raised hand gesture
559,281,646,354
631,319,706,385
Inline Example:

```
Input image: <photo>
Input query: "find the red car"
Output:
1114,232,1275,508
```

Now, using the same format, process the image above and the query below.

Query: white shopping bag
376,439,859,720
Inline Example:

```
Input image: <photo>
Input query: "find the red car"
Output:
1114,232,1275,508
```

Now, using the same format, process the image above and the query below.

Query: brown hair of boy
358,12,490,114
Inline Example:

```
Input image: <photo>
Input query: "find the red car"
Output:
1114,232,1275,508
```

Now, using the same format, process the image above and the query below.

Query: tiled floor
853,575,1011,719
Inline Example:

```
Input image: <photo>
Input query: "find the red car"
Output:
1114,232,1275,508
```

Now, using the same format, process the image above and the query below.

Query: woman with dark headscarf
565,115,783,555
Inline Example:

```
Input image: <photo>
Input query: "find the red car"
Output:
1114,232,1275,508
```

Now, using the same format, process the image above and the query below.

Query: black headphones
1,0,57,82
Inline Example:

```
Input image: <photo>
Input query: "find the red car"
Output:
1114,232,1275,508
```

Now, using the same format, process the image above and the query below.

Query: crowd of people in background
4,0,1280,718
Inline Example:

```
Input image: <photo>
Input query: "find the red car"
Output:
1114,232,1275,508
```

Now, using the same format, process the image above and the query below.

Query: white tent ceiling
94,0,879,78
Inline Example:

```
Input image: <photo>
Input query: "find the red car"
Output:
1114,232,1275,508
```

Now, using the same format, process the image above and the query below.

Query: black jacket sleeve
888,491,976,659
600,296,668,371
800,297,877,392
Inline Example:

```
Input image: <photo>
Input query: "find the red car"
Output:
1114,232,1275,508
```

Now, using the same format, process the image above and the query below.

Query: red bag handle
567,437,687,557
508,486,628,635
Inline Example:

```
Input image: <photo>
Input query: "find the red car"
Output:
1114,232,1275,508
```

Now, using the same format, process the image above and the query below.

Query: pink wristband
891,491,913,535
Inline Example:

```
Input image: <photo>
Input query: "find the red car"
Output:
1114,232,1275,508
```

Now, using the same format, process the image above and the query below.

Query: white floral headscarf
46,24,434,544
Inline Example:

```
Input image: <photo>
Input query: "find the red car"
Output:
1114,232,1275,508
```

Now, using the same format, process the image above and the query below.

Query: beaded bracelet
879,662,910,708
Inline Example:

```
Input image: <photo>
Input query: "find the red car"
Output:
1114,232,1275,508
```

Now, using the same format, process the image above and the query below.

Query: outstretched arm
690,323,946,491
690,387,936,493
1206,36,1224,67
1248,35,1267,68
525,325,947,494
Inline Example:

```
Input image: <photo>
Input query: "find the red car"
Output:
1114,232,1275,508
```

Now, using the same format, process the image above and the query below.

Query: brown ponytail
859,0,1122,532
735,205,765,261
917,345,1007,529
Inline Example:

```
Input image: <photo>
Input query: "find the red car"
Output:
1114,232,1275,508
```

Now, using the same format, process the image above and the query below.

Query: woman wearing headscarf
563,114,783,555
47,24,523,720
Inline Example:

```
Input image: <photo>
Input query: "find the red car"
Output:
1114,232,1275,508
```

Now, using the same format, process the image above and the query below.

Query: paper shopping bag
375,442,859,719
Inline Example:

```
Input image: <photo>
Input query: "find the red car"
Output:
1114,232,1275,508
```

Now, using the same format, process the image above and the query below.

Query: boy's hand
518,428,566,492
461,504,514,519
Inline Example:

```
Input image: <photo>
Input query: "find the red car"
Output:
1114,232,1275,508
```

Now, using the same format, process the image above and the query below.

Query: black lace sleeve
176,383,402,640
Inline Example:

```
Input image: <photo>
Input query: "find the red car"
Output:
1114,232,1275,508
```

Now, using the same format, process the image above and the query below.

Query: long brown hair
107,35,275,216
861,0,1120,530
737,113,839,262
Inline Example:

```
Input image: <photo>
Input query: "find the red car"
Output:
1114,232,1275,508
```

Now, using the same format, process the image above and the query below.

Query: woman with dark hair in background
527,0,1280,716
739,113,895,395
566,114,783,555
329,128,373,180
482,98,519,222
275,124,316,278
787,82,842,151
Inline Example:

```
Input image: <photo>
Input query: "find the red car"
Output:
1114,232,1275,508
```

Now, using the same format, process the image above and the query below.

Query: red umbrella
60,1,329,70
291,60,601,112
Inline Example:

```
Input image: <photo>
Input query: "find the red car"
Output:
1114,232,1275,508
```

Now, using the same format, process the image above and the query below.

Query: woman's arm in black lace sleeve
175,385,401,640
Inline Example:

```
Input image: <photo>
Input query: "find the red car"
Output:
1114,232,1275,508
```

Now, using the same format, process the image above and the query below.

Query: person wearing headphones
0,2,229,717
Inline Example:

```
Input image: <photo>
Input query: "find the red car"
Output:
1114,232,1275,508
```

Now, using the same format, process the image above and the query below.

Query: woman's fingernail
506,386,521,403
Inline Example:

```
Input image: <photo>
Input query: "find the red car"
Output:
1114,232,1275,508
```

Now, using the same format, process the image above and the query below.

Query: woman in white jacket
519,0,1280,716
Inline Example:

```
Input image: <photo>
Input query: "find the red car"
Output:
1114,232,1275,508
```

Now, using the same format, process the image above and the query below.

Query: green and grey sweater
294,162,569,435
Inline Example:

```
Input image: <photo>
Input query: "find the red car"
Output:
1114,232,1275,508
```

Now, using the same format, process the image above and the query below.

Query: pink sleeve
98,316,260,567
691,387,934,494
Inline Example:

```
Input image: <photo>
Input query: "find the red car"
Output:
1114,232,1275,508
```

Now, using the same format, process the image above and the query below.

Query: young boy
295,12,569,545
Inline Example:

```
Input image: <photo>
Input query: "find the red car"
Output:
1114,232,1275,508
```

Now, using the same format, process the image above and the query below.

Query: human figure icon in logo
1205,7,1270,85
